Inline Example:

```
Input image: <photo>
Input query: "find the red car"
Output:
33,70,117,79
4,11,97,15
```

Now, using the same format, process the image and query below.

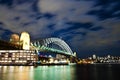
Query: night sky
0,0,120,58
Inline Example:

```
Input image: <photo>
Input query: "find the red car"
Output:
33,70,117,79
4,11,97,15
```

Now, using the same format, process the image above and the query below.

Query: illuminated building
0,50,38,65
107,55,110,58
20,32,30,50
9,32,31,50
92,54,96,59
56,54,66,59
0,31,75,65
10,34,20,44
0,32,38,65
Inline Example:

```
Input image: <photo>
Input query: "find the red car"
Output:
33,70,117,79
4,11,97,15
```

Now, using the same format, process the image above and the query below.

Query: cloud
0,1,53,38
0,4,34,32
0,0,120,57
0,0,98,39
88,0,120,20
38,0,98,23
68,18,120,53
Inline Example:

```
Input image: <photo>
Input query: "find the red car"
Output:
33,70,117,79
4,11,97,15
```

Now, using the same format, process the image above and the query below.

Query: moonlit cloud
0,0,120,57
68,18,120,57
38,0,97,23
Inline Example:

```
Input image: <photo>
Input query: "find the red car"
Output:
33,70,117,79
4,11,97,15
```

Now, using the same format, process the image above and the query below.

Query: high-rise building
92,54,96,59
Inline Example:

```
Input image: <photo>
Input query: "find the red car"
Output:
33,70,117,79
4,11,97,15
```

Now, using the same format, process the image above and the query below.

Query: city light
0,31,84,66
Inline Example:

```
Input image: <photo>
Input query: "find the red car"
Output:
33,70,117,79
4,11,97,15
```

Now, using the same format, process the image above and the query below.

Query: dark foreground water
0,64,120,80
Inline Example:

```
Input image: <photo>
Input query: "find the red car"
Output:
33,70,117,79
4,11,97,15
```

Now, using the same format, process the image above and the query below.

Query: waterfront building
92,54,96,59
0,50,38,65
0,32,38,65
0,31,75,65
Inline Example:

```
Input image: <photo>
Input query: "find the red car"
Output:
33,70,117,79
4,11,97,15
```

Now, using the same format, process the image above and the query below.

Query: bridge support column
20,32,30,50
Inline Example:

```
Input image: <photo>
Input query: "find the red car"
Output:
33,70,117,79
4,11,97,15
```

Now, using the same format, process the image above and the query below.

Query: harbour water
0,64,120,80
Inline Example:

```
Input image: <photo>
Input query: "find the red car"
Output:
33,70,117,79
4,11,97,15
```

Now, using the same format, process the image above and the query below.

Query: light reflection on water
0,65,76,80
33,66,76,80
0,66,34,80
0,64,120,80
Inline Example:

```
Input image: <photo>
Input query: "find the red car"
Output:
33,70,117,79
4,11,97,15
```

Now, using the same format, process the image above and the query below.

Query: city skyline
0,0,120,58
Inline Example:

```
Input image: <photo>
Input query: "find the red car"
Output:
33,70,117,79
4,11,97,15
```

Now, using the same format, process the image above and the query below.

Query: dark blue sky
0,0,120,58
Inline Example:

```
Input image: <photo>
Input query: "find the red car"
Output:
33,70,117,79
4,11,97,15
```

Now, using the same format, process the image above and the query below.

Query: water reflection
0,65,76,80
0,66,34,80
75,64,120,80
33,66,76,80
0,64,120,80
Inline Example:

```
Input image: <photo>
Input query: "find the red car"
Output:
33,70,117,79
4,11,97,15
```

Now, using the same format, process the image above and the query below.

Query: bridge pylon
73,52,77,57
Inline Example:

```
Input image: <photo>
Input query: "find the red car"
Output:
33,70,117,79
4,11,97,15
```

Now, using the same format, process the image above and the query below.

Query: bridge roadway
32,45,76,57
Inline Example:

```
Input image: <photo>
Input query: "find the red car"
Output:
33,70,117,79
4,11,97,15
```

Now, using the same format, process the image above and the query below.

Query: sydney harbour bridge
0,32,78,65
31,37,76,57
0,32,77,65
0,32,76,57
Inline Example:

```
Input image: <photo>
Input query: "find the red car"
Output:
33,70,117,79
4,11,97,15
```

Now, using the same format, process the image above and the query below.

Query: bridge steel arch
32,38,73,55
